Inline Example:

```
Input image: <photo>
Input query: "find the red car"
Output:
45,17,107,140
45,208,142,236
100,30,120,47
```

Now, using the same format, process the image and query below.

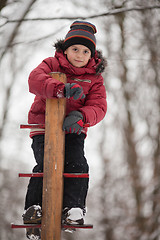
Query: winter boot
22,205,42,240
62,207,85,233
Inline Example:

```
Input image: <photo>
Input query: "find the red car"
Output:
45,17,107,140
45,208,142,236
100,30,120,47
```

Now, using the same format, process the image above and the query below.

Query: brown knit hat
63,21,97,57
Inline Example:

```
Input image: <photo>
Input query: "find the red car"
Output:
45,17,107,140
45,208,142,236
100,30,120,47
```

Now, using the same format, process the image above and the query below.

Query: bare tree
93,1,160,240
0,0,7,11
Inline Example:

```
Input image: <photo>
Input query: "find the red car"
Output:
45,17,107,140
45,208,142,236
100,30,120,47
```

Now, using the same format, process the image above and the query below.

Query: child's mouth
75,59,83,62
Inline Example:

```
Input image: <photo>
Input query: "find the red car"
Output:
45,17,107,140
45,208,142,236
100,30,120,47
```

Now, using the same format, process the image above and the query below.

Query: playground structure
11,72,93,240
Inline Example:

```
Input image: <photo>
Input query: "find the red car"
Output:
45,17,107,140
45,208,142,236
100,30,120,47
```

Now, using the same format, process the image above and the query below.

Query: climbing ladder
11,72,93,240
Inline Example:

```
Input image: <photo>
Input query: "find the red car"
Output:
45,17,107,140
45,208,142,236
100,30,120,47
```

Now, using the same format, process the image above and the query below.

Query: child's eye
73,48,78,52
84,50,89,54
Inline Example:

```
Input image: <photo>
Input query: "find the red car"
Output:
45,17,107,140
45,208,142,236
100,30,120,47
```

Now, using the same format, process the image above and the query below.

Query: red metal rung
20,123,90,129
11,223,93,229
63,173,89,178
19,173,43,177
62,224,93,229
11,223,41,229
20,124,45,129
19,173,89,178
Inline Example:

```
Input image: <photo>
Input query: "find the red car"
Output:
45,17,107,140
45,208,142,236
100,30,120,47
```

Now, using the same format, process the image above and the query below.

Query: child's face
64,45,91,68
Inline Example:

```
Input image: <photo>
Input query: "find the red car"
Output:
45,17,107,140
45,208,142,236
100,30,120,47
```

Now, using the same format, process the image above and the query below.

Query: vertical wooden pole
41,72,66,240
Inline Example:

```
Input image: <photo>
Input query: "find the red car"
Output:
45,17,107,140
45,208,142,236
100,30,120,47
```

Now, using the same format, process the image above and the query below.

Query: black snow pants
25,133,89,210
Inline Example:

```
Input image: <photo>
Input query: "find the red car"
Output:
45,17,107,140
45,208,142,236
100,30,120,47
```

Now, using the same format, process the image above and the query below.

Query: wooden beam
41,72,66,240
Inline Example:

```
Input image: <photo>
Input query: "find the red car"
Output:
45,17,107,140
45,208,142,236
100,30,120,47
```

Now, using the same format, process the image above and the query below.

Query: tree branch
0,0,7,11
0,0,37,61
1,5,160,26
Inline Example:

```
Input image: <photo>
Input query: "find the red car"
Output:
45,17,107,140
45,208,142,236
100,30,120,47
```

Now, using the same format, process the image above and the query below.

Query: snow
67,208,83,222
56,89,64,98
28,234,40,240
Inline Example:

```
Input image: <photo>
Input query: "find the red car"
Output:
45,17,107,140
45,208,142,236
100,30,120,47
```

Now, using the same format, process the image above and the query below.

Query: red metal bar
19,173,43,178
19,173,89,178
63,173,89,178
11,223,41,229
20,123,90,129
11,223,93,229
63,224,93,229
20,124,45,129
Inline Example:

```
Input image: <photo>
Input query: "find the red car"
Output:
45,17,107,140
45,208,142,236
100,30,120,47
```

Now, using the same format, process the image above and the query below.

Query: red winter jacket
28,40,107,137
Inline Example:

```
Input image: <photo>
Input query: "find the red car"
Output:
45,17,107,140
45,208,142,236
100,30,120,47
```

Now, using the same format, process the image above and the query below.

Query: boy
23,20,107,239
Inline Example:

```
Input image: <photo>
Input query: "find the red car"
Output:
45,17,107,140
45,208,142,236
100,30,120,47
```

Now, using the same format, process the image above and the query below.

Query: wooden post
41,72,66,240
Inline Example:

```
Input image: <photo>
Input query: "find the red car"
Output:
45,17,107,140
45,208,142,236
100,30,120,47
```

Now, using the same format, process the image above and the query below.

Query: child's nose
77,51,83,58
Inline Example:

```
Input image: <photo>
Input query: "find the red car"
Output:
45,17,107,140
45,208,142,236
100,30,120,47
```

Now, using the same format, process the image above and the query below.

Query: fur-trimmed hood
54,39,107,74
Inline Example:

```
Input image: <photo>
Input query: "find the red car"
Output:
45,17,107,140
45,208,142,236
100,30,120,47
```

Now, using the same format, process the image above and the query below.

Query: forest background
0,0,160,239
